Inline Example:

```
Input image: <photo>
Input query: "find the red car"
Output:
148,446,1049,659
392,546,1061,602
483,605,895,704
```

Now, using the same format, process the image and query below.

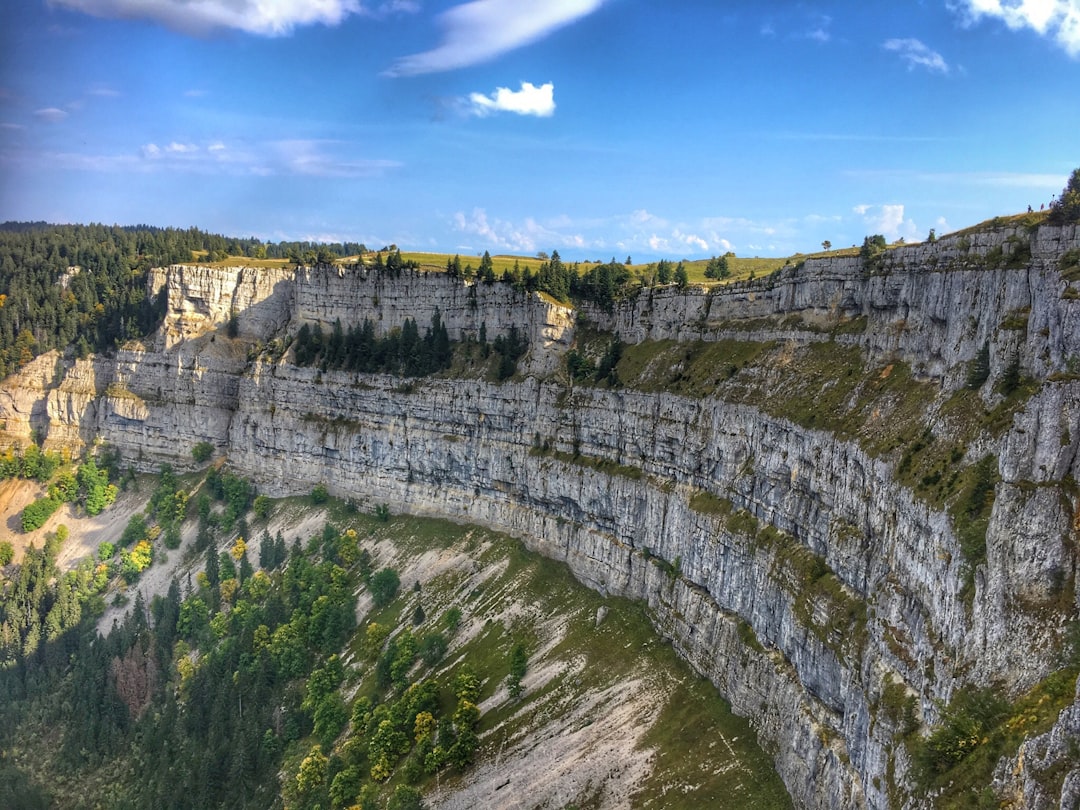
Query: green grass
947,210,1049,239
607,334,1044,619
911,667,1078,809
329,510,792,808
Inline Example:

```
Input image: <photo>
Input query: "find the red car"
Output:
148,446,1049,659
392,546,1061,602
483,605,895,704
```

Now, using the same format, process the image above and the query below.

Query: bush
311,483,329,505
914,687,1008,780
252,494,271,520
419,632,448,666
387,785,426,810
369,568,401,608
507,642,528,698
191,441,214,463
22,497,61,532
860,234,888,264
443,606,462,633
0,541,13,566
1048,167,1080,225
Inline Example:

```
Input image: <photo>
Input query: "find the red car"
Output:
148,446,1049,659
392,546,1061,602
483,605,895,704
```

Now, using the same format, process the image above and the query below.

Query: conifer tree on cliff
1049,167,1080,224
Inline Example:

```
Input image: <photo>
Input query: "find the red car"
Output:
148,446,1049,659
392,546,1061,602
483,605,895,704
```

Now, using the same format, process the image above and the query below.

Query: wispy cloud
845,168,1067,188
467,81,555,117
950,0,1080,56
883,38,950,72
11,137,402,178
769,131,947,143
47,0,416,37
805,14,832,42
274,139,402,178
385,0,607,77
759,11,833,43
34,107,69,123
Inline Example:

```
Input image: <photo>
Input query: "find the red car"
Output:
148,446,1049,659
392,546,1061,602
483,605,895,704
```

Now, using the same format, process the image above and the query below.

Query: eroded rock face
4,225,1080,809
585,224,1080,387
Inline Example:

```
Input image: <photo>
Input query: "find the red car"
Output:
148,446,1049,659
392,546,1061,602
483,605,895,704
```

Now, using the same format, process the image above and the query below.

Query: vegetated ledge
3,219,1080,809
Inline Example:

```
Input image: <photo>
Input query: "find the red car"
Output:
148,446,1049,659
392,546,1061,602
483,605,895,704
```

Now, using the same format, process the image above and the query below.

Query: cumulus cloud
855,203,919,242
46,0,415,37
447,208,813,259
883,38,950,73
950,0,1080,56
34,107,69,122
385,0,607,76
673,230,709,252
467,81,555,117
454,209,536,252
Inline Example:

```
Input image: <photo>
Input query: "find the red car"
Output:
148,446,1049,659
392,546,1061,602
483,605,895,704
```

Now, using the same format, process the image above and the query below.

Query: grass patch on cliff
611,338,776,397
611,335,1039,594
360,511,792,809
910,666,1079,809
686,488,869,657
530,444,645,481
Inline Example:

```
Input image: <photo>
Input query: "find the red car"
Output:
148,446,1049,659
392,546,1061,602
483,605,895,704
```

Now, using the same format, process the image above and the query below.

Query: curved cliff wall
585,224,1080,386
5,223,1080,809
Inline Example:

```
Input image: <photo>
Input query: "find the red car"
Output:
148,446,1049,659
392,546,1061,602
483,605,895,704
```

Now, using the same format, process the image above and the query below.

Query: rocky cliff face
149,263,575,373
4,223,1080,809
586,224,1080,388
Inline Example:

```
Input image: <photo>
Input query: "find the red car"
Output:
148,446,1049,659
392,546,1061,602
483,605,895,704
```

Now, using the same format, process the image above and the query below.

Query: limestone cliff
4,223,1080,809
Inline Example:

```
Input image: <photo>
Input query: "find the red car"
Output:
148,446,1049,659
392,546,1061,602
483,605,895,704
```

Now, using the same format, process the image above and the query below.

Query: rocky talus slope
2,223,1079,809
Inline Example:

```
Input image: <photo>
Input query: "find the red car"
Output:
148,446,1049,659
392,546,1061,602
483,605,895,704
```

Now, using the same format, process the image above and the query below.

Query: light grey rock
4,225,1080,809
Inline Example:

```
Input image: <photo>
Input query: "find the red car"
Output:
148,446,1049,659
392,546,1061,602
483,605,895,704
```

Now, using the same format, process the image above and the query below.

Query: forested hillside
0,224,371,378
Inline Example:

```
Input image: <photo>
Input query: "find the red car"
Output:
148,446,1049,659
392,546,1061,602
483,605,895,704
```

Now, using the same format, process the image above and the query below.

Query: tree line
293,313,453,377
0,223,378,378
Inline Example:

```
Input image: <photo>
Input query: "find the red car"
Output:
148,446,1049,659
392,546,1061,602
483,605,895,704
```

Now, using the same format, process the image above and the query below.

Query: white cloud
883,38,950,73
673,230,709,252
467,81,555,117
805,15,832,42
34,107,69,122
951,0,1080,56
760,11,832,43
46,0,416,37
855,203,919,242
446,208,830,259
452,208,595,252
385,0,607,76
134,137,398,177
630,209,666,227
275,140,402,178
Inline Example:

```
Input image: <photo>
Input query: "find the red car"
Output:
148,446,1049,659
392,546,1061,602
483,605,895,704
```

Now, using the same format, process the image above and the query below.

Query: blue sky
1,1,1078,260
